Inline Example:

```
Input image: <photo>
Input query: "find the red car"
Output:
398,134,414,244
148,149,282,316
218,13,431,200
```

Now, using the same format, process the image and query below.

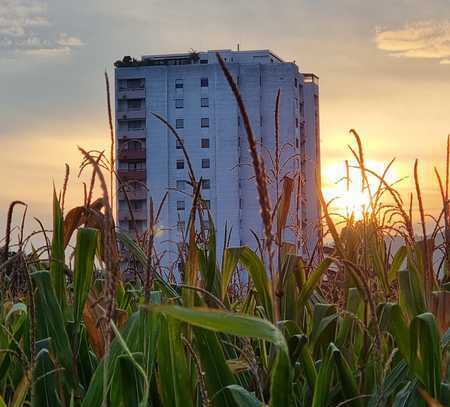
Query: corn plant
0,58,448,407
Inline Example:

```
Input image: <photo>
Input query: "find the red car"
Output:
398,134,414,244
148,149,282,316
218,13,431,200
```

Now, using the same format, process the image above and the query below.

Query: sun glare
322,160,397,221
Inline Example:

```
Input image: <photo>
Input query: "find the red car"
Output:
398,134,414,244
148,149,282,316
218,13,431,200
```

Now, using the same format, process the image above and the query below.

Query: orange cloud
375,20,450,63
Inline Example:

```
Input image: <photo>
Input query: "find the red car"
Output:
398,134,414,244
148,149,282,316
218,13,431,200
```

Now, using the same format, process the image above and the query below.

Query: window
128,161,145,171
132,200,145,210
200,59,208,64
176,160,184,169
201,118,209,128
176,138,184,149
200,77,209,87
176,200,185,210
294,78,298,88
176,119,184,129
203,220,210,230
175,98,184,109
175,79,183,89
176,180,185,190
201,159,210,168
201,97,209,107
201,138,209,148
177,220,185,232
127,99,141,110
201,179,210,190
128,120,145,130
127,78,144,89
296,138,299,148
204,200,211,209
296,118,299,128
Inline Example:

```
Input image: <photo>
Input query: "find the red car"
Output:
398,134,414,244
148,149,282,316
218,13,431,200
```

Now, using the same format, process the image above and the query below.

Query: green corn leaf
280,254,302,321
32,270,74,390
50,189,66,310
337,287,363,349
116,231,179,299
297,258,332,309
410,312,441,400
157,316,194,407
193,327,237,407
152,305,292,407
73,228,98,328
32,348,60,407
388,246,407,283
380,303,410,361
225,247,274,322
221,249,241,301
312,343,361,407
224,385,264,406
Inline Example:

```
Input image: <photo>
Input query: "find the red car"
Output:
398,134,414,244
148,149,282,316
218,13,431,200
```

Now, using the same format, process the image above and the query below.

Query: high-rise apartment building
114,49,321,269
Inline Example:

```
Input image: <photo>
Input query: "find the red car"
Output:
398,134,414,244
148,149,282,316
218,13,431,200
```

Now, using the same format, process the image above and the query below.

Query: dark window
127,99,141,110
176,200,185,210
201,179,210,190
201,97,209,107
296,138,299,148
127,161,145,171
294,78,298,88
176,180,185,190
176,160,184,169
127,78,144,89
201,118,209,128
177,221,185,232
201,138,210,148
200,77,209,87
128,120,145,130
132,199,145,210
176,119,184,129
176,139,183,149
175,79,183,89
202,159,210,168
296,118,299,128
175,99,184,108
200,59,208,64
204,200,211,209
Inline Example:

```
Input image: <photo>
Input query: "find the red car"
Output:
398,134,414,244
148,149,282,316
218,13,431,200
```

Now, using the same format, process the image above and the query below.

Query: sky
0,0,450,239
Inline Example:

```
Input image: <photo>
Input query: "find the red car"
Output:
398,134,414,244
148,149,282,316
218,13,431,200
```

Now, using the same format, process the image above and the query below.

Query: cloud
0,0,83,56
375,20,450,63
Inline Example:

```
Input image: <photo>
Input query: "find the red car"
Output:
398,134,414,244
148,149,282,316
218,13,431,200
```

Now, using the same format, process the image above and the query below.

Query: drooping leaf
152,305,292,407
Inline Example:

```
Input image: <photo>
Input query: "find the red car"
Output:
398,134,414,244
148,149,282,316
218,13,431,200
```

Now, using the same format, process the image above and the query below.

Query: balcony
117,109,146,120
117,128,146,139
118,170,146,182
118,208,147,221
118,189,147,201
118,149,146,160
117,88,145,99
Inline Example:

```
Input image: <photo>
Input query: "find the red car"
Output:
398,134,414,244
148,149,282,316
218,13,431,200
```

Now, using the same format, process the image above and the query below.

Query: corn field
0,55,449,406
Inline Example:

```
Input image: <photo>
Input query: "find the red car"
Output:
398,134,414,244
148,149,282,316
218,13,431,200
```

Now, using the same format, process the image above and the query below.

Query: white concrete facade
115,49,322,269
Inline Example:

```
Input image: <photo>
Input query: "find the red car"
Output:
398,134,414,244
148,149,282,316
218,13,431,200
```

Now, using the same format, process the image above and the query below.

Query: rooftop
114,49,286,68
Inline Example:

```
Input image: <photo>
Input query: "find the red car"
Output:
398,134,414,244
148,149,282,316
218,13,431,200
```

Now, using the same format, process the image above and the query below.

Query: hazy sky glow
1,0,449,236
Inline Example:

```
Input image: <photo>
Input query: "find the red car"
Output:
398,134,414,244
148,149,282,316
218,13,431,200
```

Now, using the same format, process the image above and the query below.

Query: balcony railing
118,169,146,182
118,149,146,160
117,109,146,120
117,88,145,99
116,128,146,139
118,189,147,201
118,208,147,221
